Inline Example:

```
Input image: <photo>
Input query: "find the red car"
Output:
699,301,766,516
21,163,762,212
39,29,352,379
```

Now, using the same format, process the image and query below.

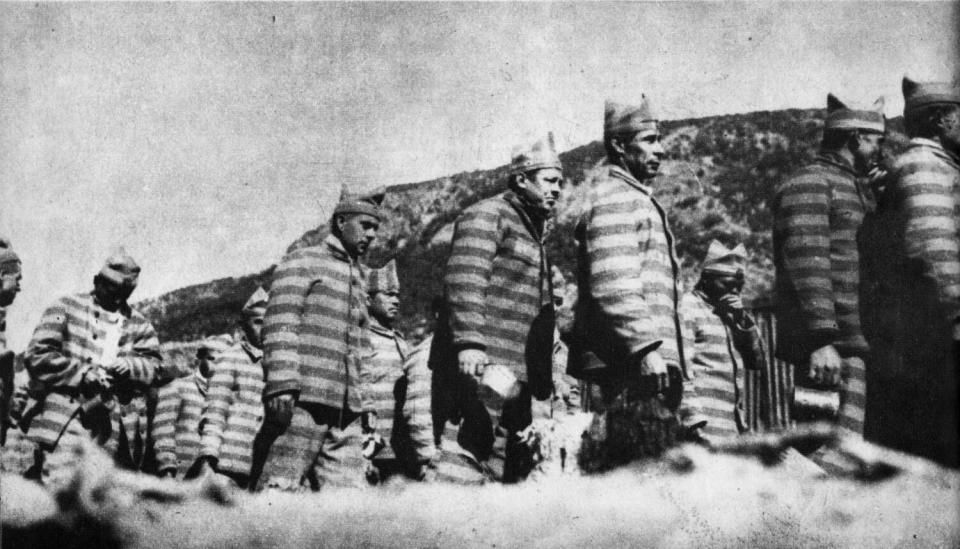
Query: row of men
1,74,957,492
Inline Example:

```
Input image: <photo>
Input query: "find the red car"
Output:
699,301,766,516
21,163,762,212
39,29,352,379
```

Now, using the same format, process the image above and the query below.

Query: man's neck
370,315,393,331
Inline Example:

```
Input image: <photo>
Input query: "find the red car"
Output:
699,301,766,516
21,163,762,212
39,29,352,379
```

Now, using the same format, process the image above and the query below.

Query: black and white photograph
1,2,958,547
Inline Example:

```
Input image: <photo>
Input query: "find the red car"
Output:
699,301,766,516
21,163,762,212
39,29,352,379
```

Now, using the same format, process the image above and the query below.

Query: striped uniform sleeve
199,350,236,461
152,381,182,473
117,315,162,386
445,206,501,352
584,189,659,357
23,298,87,388
776,175,838,339
898,157,960,318
262,251,312,398
678,294,707,427
401,342,436,464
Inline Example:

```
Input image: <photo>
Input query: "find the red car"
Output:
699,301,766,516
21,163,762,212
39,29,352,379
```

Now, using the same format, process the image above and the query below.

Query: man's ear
609,136,626,156
334,214,346,233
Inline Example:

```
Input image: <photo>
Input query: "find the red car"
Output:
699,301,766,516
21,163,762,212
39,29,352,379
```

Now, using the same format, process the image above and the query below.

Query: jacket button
92,334,98,340
85,357,92,363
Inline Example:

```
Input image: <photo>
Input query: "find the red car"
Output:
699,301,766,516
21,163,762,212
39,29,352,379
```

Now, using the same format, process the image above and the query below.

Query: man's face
369,290,400,324
852,131,885,175
0,268,22,307
699,272,744,301
617,129,666,181
95,277,136,309
241,311,265,349
338,213,380,257
516,167,564,217
938,105,960,155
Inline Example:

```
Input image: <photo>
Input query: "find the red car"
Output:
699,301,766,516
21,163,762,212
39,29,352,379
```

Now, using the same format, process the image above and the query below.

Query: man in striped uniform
153,337,227,479
253,189,383,492
570,97,685,469
21,250,163,487
192,288,268,487
680,241,765,443
773,94,885,459
0,238,22,448
437,133,563,483
869,78,960,467
362,261,435,483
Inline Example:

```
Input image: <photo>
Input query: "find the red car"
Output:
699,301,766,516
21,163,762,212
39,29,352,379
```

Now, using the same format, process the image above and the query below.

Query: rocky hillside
138,109,908,341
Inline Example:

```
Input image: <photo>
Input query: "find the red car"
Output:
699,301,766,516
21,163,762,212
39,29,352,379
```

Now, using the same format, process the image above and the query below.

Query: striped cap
701,240,747,276
903,76,960,114
510,132,562,174
242,286,268,317
0,236,20,273
99,247,140,286
604,96,658,138
825,93,885,133
367,259,399,294
332,185,386,221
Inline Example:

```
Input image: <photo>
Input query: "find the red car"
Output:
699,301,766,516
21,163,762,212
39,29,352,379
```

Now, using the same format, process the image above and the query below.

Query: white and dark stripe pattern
153,372,208,477
572,163,685,370
199,338,265,477
443,191,552,384
772,153,870,364
22,292,161,459
262,234,370,412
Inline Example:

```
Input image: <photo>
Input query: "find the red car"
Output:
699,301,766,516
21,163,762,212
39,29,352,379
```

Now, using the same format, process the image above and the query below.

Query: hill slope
138,108,908,341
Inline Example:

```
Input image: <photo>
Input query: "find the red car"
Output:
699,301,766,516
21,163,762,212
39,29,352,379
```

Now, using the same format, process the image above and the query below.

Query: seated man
680,241,765,443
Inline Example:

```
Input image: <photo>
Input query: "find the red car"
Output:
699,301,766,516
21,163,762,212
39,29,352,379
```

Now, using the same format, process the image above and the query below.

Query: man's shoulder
461,193,512,218
891,142,956,175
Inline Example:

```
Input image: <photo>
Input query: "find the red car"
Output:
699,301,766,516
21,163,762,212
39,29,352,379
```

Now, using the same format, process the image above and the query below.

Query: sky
1,1,957,351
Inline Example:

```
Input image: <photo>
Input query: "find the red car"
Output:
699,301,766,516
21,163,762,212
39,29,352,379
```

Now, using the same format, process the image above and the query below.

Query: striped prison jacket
772,152,871,364
153,371,208,477
262,234,372,412
571,162,685,373
886,138,960,327
442,191,553,390
680,291,764,440
364,323,434,468
199,336,264,476
22,292,161,461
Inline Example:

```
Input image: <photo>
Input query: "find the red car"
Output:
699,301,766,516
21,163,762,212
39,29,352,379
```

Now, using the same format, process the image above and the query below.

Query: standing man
362,261,435,483
680,241,765,443
22,249,162,487
570,97,685,470
870,78,960,466
192,287,269,487
439,133,563,483
253,189,384,491
0,237,22,450
772,94,885,449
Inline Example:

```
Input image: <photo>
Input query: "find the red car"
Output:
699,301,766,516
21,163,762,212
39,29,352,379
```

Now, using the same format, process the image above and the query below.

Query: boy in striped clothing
571,97,686,469
22,250,162,487
680,241,765,444
437,134,563,483
190,288,267,487
362,261,435,483
153,337,227,479
253,189,383,492
773,93,885,473
868,77,960,466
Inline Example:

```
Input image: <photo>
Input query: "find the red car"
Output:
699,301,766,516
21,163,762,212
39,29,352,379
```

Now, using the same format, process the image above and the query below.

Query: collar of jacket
194,369,209,396
606,162,655,196
503,191,546,242
815,152,857,177
323,233,359,266
369,316,402,340
909,137,960,169
241,337,263,362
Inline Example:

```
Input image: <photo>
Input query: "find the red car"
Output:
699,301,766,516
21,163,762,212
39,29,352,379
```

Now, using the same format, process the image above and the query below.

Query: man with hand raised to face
253,187,384,492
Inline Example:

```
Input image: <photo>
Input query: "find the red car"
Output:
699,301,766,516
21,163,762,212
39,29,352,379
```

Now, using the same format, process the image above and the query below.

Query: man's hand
80,368,112,396
361,411,378,434
640,351,669,393
457,349,488,377
531,396,552,422
808,344,842,386
105,359,131,379
265,393,296,427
